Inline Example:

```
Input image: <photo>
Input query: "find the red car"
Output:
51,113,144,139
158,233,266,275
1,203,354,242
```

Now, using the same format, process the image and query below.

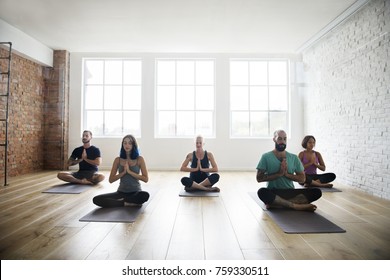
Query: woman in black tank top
180,135,220,192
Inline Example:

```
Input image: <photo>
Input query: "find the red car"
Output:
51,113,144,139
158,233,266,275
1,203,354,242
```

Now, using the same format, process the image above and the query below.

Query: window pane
157,61,175,85
157,86,175,110
105,60,122,85
85,60,103,84
269,86,287,110
123,111,141,135
177,86,194,110
158,111,176,136
231,112,249,136
123,86,141,110
270,112,287,133
230,86,249,110
156,59,215,137
250,86,268,111
104,86,122,109
230,61,248,85
196,86,214,110
85,86,103,109
123,60,141,84
86,111,103,135
269,61,287,85
104,111,123,136
251,112,268,136
177,111,195,136
177,61,194,85
250,61,267,85
196,60,214,84
196,111,213,136
230,59,289,138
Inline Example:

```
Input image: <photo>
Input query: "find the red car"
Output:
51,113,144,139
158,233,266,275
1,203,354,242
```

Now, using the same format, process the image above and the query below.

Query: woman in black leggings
298,135,336,188
180,135,220,192
93,135,149,207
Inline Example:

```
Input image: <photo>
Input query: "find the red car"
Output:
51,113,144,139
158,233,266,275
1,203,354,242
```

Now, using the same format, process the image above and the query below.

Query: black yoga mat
249,192,346,234
43,183,94,194
179,190,220,197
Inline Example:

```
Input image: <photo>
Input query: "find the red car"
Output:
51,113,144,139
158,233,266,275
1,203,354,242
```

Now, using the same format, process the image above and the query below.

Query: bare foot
206,186,220,192
292,203,317,212
80,178,93,185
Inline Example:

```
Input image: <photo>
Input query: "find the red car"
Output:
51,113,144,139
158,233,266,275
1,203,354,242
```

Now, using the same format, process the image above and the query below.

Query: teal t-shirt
256,151,304,189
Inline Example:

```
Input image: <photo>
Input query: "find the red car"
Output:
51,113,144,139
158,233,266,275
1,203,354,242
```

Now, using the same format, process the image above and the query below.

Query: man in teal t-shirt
256,130,322,211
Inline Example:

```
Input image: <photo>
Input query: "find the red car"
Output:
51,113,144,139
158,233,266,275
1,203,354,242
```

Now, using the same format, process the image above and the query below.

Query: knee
98,174,105,182
257,188,274,204
92,195,102,206
181,177,193,188
310,188,322,201
138,191,150,204
208,173,220,185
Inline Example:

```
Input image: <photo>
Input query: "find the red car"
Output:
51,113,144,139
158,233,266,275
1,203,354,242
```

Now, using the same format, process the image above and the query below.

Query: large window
83,59,142,137
155,59,215,137
230,59,289,137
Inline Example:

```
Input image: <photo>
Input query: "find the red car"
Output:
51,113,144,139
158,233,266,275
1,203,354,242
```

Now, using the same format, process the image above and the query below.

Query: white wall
301,0,390,199
69,52,304,171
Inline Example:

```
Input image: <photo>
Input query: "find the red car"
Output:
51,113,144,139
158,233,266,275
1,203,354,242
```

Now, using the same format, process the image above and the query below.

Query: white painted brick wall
302,0,390,199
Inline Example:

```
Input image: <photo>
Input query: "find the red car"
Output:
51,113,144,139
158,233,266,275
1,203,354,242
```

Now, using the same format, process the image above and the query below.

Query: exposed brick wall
0,48,45,178
43,50,69,170
0,49,69,183
302,0,390,199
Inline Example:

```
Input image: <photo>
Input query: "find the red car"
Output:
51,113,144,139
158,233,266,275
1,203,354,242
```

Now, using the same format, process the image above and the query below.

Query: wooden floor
0,170,389,260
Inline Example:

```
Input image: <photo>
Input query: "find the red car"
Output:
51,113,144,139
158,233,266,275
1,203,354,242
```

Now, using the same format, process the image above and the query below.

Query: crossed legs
181,173,220,192
258,187,322,211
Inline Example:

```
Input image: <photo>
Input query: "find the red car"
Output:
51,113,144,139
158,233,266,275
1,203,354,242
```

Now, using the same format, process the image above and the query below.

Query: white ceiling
0,0,360,53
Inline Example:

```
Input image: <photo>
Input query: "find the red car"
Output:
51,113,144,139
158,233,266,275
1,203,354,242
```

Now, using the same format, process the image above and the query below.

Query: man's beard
275,143,286,152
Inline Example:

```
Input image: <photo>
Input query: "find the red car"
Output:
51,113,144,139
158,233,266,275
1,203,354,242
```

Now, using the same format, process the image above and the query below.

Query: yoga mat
294,183,342,192
79,190,154,223
79,205,146,223
248,192,346,234
179,190,220,197
43,183,93,194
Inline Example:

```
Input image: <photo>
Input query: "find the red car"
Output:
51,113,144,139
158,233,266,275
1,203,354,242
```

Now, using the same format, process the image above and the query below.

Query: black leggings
181,173,220,190
93,191,149,208
257,187,322,205
305,173,336,185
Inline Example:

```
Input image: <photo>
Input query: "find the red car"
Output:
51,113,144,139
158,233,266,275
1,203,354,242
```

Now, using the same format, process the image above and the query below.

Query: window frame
82,58,143,137
229,58,290,138
154,58,216,138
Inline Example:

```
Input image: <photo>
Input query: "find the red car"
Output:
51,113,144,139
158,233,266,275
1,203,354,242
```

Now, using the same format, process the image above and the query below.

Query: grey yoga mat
293,183,342,192
79,190,154,223
179,190,220,197
43,183,94,194
249,192,346,234
79,205,147,223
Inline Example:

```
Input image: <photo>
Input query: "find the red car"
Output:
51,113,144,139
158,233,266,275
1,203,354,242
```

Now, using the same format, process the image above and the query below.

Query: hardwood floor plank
202,197,244,260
